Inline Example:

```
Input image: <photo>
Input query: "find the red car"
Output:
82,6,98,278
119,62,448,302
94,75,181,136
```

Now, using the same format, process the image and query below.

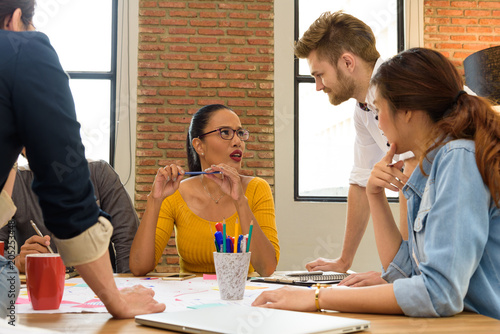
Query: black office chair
464,45,500,105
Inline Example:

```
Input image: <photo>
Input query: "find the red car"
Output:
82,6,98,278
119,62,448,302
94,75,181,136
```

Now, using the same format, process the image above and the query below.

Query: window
295,0,404,201
33,0,117,164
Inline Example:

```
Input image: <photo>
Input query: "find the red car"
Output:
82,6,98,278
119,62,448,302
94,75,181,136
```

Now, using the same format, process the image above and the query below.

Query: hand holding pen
30,220,54,253
203,164,245,202
150,164,222,201
149,164,182,201
14,221,53,273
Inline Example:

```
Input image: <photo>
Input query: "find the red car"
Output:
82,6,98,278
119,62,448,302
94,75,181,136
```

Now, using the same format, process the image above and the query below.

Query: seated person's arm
129,166,182,276
398,156,417,240
91,161,139,273
129,195,164,276
367,145,407,270
0,166,17,228
237,179,279,277
3,165,16,197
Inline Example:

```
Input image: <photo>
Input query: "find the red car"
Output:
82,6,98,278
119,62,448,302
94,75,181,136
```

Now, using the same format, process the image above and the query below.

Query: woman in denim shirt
253,48,500,319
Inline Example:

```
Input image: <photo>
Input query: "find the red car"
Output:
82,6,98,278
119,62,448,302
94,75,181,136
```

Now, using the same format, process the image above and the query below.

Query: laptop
135,305,370,334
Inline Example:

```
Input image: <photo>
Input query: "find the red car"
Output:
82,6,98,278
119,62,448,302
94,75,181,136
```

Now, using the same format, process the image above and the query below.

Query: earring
201,153,204,156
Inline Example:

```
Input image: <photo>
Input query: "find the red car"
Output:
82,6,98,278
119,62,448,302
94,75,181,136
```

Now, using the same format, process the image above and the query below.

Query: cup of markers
213,221,253,254
213,221,253,300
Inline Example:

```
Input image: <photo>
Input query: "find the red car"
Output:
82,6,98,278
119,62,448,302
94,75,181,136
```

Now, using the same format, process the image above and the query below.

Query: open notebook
250,271,351,286
136,305,370,334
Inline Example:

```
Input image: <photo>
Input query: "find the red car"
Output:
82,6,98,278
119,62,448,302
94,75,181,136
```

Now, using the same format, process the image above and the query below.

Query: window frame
64,0,118,166
293,0,406,202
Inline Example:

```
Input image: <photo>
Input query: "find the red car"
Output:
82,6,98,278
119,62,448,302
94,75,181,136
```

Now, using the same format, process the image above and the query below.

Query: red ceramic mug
26,253,65,310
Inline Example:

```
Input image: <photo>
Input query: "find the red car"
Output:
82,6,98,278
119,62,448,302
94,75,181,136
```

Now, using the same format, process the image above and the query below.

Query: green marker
246,220,253,252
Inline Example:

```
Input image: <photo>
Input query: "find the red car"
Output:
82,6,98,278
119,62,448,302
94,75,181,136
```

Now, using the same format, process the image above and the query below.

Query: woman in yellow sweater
130,104,279,277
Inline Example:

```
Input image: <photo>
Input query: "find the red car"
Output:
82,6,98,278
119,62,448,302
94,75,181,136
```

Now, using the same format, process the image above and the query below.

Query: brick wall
136,0,274,272
424,0,500,76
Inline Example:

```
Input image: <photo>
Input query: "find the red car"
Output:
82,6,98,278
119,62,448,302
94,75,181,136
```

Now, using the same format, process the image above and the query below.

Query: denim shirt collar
402,145,440,200
402,169,425,200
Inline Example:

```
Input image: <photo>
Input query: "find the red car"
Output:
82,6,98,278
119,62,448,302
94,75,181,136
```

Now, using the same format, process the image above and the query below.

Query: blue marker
226,237,233,253
214,231,224,253
237,235,243,253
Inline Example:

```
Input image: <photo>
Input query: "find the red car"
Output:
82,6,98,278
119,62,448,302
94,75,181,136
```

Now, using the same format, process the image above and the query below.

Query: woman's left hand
203,164,245,201
337,271,387,287
367,143,408,195
251,286,316,312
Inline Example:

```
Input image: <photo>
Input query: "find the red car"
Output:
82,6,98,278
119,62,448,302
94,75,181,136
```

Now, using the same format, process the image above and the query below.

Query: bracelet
315,283,328,312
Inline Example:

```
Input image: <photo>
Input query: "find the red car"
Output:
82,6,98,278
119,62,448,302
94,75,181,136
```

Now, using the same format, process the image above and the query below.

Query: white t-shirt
349,58,413,187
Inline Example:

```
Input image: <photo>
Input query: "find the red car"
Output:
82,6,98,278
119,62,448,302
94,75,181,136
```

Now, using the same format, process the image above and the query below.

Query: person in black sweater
0,1,164,318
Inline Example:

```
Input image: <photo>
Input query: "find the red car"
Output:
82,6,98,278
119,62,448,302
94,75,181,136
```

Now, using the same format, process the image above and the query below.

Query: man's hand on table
74,250,166,319
305,257,350,273
106,285,166,319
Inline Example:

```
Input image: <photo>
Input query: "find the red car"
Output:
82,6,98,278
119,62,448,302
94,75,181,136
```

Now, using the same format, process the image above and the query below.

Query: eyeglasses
197,127,250,141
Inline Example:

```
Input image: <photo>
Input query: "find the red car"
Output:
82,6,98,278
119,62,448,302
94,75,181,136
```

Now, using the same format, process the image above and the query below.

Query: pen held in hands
182,171,222,175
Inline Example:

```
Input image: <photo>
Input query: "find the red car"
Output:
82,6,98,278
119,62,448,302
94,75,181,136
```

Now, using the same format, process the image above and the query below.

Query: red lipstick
230,150,243,162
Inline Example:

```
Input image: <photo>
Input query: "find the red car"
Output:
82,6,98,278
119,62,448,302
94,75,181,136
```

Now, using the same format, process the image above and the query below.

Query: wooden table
16,311,500,333
15,274,500,333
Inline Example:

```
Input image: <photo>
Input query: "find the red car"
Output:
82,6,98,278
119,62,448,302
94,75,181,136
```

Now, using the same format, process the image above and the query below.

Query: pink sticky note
15,297,30,305
203,274,217,280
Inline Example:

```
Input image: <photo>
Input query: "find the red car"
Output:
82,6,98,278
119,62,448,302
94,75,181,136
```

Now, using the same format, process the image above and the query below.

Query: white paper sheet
16,276,286,314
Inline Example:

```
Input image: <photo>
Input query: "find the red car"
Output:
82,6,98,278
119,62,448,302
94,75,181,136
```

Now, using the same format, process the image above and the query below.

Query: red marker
215,222,223,233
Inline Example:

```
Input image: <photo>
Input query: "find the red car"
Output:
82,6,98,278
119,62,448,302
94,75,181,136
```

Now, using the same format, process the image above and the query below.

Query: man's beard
327,68,355,106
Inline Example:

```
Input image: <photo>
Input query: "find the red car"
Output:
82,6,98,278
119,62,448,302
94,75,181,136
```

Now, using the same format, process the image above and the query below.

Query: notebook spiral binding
289,273,350,282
